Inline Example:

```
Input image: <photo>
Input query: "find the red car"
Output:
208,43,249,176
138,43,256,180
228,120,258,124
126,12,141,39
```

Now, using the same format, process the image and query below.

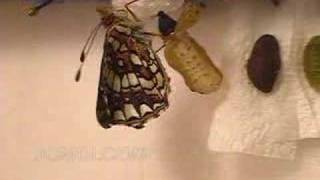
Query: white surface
1,0,320,180
208,0,298,159
208,0,320,159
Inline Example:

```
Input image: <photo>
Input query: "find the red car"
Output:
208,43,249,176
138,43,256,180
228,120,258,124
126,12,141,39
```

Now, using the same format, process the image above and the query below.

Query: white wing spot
124,104,140,119
156,72,164,87
114,110,126,121
103,96,108,104
113,75,121,92
122,88,130,93
108,37,114,43
139,78,155,89
128,73,139,86
120,44,128,52
160,89,167,96
107,109,111,116
122,75,129,88
150,64,158,73
140,104,153,116
131,54,142,65
148,49,155,59
153,103,162,110
145,88,161,96
112,40,120,51
107,70,115,87
142,60,148,67
118,60,124,66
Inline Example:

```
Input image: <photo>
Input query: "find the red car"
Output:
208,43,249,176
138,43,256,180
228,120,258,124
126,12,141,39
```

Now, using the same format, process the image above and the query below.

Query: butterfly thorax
97,6,144,36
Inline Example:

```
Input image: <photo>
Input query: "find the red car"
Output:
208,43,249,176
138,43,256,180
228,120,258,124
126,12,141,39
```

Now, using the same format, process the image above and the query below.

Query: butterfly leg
142,32,167,53
125,0,142,22
155,44,166,53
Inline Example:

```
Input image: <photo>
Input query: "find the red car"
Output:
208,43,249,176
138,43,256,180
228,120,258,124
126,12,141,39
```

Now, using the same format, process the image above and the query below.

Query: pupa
304,36,320,92
247,34,281,93
157,1,223,94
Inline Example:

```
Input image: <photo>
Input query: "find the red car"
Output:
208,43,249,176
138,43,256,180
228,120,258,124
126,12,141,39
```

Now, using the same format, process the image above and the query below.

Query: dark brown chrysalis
270,0,280,6
247,34,281,93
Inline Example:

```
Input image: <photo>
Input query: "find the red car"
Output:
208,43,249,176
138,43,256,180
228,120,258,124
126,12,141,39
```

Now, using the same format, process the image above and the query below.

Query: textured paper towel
294,1,320,139
208,0,320,160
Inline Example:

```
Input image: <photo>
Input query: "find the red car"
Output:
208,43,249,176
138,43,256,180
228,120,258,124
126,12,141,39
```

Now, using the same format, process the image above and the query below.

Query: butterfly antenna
28,0,54,16
76,22,103,82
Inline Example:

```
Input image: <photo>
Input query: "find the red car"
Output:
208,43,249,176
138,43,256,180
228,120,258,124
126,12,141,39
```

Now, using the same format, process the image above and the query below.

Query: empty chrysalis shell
304,36,320,92
176,0,203,31
164,33,223,94
158,1,222,94
247,34,281,93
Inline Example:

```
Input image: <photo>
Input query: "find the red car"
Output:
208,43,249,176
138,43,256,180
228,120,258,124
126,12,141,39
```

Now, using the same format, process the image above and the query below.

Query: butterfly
75,1,170,129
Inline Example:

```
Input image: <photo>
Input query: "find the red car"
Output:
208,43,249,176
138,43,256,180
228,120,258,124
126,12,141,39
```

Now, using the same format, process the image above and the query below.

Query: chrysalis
76,1,170,129
157,1,223,94
247,34,281,93
270,0,280,6
304,36,320,92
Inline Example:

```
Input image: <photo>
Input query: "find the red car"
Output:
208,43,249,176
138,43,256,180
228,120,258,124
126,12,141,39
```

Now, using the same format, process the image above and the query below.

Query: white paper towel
208,0,320,160
294,0,320,139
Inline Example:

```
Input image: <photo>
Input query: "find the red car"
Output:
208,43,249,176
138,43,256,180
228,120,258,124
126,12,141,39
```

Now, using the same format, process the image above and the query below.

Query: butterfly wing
96,25,170,129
